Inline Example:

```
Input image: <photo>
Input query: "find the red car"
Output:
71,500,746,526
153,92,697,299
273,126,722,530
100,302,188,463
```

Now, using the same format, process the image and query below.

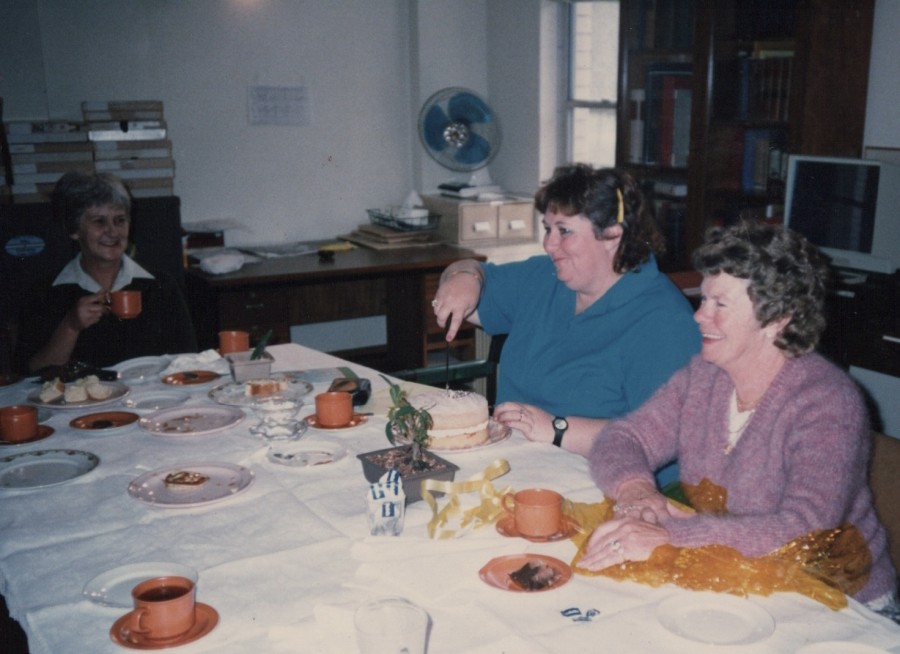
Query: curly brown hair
534,164,666,273
691,222,831,356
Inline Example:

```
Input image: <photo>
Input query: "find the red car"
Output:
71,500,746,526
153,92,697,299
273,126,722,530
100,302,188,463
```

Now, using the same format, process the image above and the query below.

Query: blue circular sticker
4,234,46,257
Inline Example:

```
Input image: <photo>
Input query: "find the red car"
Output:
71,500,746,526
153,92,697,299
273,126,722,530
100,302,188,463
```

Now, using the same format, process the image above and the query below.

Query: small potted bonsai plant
357,377,459,503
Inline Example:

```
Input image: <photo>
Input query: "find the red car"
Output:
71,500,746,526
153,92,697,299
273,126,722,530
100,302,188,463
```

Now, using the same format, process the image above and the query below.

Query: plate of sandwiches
28,376,129,410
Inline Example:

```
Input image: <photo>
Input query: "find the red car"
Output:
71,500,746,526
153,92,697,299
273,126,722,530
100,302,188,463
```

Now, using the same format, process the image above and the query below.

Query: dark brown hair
534,163,665,273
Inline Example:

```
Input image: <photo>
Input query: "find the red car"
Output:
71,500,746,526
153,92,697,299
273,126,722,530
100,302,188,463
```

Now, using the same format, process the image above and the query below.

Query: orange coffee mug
109,290,142,319
126,576,196,641
218,330,250,354
0,405,38,443
501,488,563,538
315,391,353,428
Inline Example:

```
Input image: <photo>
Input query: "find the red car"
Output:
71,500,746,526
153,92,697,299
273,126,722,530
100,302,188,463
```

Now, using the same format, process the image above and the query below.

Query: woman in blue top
433,164,700,461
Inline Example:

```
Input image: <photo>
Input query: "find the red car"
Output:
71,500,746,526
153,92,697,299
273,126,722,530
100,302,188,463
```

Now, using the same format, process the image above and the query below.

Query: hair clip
616,188,624,224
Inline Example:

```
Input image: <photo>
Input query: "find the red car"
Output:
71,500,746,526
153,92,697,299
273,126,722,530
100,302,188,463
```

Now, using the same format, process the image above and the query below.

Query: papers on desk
237,242,317,258
340,224,443,250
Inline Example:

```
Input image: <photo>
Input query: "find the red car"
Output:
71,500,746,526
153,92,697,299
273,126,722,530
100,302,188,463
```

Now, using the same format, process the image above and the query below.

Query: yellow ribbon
422,458,512,539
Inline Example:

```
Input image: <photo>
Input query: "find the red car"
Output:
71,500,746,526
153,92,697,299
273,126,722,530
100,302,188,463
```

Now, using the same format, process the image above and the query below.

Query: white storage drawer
423,195,535,245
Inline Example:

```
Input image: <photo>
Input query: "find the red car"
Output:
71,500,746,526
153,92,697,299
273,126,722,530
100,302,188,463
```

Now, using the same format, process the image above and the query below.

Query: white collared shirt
52,253,155,292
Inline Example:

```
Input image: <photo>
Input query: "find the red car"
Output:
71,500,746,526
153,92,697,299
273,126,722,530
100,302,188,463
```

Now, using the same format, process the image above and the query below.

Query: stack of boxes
83,101,174,198
1,100,174,203
1,120,93,202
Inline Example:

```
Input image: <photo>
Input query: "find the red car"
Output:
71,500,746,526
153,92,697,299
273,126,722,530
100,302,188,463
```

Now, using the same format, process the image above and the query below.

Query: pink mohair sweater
589,353,897,602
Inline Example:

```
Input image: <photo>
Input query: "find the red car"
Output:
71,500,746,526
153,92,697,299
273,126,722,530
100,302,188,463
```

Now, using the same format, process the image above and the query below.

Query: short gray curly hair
51,171,131,236
692,222,830,356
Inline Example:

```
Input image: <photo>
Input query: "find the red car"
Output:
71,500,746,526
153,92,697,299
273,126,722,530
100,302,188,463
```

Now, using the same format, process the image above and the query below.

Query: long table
1,344,899,653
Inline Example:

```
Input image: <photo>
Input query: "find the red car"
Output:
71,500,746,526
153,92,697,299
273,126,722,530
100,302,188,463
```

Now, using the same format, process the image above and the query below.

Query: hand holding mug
66,290,110,331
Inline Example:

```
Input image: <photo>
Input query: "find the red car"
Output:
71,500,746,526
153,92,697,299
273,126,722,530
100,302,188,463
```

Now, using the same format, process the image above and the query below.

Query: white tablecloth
1,343,899,653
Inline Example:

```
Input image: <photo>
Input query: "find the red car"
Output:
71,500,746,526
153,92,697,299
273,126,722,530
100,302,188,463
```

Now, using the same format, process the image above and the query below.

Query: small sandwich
83,375,113,400
244,378,289,397
63,382,88,403
39,378,65,403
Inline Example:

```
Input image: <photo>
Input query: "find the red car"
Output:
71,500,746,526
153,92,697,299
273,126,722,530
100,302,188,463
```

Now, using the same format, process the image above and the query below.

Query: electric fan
418,87,501,173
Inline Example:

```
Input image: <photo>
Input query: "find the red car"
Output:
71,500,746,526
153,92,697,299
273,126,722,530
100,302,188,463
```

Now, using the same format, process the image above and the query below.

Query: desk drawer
499,202,535,241
219,288,286,324
423,195,535,245
459,204,499,242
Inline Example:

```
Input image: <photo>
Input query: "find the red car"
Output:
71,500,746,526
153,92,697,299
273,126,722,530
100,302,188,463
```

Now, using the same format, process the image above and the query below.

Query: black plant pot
357,445,459,504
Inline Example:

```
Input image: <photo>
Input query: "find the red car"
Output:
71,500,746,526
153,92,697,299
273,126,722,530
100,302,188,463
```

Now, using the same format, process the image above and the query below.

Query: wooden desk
185,244,483,371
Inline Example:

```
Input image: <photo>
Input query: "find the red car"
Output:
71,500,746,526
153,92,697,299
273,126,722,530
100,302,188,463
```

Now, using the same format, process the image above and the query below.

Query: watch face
553,417,568,431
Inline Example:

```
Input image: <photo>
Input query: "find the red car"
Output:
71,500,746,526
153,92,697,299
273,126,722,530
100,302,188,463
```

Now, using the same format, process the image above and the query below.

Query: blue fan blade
455,132,491,166
423,104,449,151
448,92,492,125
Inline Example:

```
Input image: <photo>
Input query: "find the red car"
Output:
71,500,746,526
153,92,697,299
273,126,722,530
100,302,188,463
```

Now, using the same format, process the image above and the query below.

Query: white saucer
656,592,774,645
84,562,199,608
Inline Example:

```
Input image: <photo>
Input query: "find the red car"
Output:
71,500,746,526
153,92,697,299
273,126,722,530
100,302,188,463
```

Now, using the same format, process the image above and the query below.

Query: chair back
870,431,900,574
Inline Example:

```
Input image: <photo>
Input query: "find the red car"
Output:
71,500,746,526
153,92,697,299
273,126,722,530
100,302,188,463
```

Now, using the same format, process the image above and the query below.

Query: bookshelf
616,0,695,271
615,0,874,271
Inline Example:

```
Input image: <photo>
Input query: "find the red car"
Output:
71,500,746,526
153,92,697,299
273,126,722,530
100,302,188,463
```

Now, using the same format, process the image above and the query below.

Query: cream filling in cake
409,389,490,450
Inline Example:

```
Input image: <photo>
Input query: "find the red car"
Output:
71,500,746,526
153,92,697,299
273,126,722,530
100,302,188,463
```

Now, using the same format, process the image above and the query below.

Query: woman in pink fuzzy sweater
581,222,898,613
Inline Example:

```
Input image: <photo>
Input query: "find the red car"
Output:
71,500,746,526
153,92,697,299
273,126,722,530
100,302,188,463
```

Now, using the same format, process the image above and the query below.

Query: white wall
2,0,545,246
864,0,900,149
858,0,900,438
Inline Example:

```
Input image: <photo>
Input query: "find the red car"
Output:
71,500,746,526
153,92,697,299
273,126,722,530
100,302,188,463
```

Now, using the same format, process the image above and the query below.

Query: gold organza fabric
569,480,872,611
421,465,871,610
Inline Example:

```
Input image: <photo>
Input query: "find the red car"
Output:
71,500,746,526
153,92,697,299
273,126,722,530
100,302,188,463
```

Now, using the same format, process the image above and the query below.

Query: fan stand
467,168,494,187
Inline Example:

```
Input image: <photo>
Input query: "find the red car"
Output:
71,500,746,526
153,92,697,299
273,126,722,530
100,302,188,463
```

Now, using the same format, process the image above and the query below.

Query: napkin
200,251,246,274
161,349,231,376
366,469,406,536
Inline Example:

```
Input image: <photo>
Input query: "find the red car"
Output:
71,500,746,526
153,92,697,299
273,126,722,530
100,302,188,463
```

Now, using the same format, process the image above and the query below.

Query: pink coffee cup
0,405,38,443
501,488,563,538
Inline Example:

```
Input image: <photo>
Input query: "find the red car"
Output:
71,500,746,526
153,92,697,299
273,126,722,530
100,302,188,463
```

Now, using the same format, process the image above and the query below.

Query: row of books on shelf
2,101,173,202
737,43,794,122
707,124,787,195
631,63,692,168
631,0,695,51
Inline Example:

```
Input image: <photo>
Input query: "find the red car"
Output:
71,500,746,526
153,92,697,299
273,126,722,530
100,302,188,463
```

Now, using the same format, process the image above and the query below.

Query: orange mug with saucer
0,405,38,443
125,576,196,641
315,391,353,428
501,488,563,538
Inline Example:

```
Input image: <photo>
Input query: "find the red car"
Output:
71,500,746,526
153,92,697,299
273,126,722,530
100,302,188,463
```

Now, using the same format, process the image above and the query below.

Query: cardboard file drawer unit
423,195,535,245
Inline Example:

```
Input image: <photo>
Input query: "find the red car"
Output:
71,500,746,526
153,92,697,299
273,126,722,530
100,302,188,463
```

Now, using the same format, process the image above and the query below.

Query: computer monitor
783,154,900,274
